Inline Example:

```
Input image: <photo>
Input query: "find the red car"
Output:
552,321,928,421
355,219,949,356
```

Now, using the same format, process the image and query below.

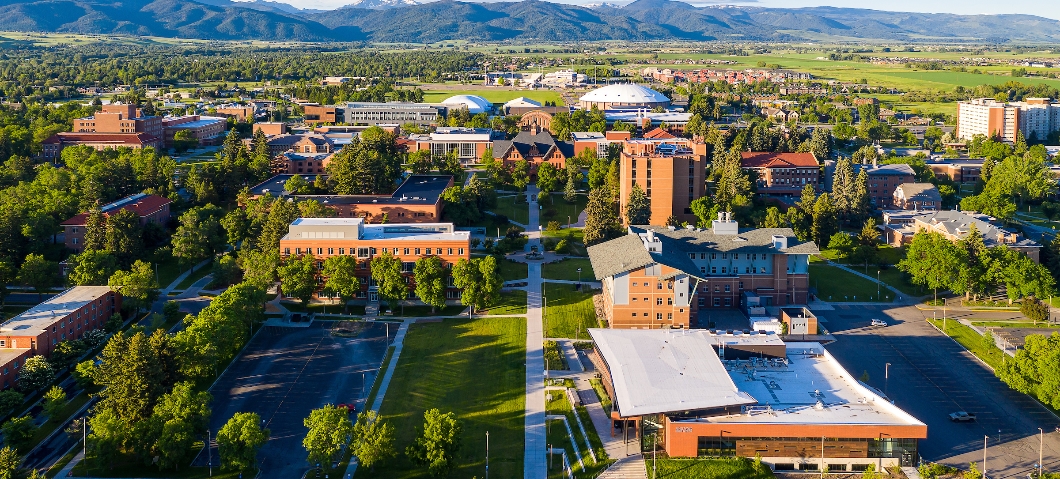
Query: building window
404,248,410,255
656,298,663,305
357,248,370,258
721,267,727,274
339,248,345,255
327,248,334,255
667,298,673,305
657,283,662,290
415,248,421,255
724,285,731,293
448,248,453,255
458,248,464,255
667,313,673,320
739,282,744,289
295,248,302,255
656,313,662,320
711,267,716,274
724,298,732,306
317,248,323,255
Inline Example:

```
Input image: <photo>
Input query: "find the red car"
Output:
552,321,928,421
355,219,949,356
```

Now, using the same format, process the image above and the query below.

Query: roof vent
814,399,825,410
772,235,788,250
712,211,738,235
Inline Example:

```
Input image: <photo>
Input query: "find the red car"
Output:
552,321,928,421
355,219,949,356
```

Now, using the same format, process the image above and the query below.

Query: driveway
194,321,391,479
819,304,1060,478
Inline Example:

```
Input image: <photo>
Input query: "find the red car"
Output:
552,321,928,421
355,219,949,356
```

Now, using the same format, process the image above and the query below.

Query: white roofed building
440,95,493,115
579,84,670,110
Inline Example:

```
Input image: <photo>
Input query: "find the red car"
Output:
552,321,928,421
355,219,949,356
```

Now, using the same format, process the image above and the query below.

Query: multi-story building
42,133,162,160
619,138,707,225
276,152,332,175
589,329,926,467
883,210,1041,262
61,193,173,253
249,174,452,223
73,104,163,139
956,98,1060,142
303,102,445,127
925,159,983,183
859,163,916,209
493,128,574,174
571,131,630,158
587,213,819,329
740,152,819,201
215,105,256,122
254,122,287,136
162,115,227,147
278,218,470,302
892,183,941,211
0,286,122,388
408,128,496,165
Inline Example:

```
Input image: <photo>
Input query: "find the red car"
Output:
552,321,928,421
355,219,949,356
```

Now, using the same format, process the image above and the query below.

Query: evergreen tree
811,193,838,247
625,184,651,225
798,184,817,213
831,157,853,221
584,187,619,246
83,208,107,252
763,207,785,228
563,171,578,203
714,150,751,211
850,169,870,222
808,127,832,160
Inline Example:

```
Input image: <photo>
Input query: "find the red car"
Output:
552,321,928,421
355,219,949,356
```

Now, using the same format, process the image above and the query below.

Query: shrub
555,239,571,254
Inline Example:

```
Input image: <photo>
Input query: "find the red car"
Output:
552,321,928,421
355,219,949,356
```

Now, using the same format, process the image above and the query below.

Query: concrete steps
598,453,646,479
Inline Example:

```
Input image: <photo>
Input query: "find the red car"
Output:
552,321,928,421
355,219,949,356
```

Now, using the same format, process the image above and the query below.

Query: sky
252,0,1060,20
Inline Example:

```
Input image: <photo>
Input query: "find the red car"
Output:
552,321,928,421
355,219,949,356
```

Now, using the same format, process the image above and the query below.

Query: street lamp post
486,431,489,479
1038,427,1044,479
885,362,891,396
877,270,881,301
577,268,582,285
983,435,988,479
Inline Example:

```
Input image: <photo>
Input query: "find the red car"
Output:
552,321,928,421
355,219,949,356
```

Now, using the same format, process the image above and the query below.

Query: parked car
949,411,977,422
870,318,888,327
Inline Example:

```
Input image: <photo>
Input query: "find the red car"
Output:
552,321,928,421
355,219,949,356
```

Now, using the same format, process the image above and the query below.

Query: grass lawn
492,195,530,225
542,258,594,282
543,283,598,340
545,393,611,478
928,318,1006,370
588,378,612,416
388,304,466,317
481,290,528,316
175,262,214,290
497,258,529,282
73,444,243,478
357,316,526,479
652,457,775,479
876,268,925,297
540,193,587,226
970,321,1060,329
46,447,78,478
809,264,891,302
152,250,183,289
542,228,587,256
365,346,395,409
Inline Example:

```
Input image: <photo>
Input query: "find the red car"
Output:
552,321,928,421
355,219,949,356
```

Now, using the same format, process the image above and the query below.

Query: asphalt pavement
193,321,391,479
819,304,1060,478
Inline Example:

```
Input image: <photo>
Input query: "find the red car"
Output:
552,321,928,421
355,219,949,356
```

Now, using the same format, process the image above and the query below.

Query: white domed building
579,84,670,110
440,94,493,115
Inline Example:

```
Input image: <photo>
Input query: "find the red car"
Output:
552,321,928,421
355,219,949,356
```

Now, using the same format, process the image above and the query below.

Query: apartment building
590,329,925,467
61,193,173,253
825,162,916,209
0,286,121,388
619,138,708,225
161,115,227,147
302,102,444,127
740,152,819,201
956,98,1060,142
278,218,470,302
42,133,162,160
408,128,496,165
249,174,452,223
926,159,983,183
587,213,819,329
73,104,163,138
571,131,630,158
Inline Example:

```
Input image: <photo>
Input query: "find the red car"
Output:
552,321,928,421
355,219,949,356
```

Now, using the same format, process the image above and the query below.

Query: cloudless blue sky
261,0,1060,20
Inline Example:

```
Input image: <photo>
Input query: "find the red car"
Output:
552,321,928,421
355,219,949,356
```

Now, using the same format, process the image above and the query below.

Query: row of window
284,246,464,257
689,252,769,260
630,311,682,319
630,297,674,305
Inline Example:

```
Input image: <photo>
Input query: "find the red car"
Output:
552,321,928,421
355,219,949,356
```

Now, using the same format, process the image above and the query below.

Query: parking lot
194,321,391,479
819,304,1060,478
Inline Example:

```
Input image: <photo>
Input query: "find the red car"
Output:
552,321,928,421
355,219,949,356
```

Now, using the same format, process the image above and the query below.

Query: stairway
598,453,647,479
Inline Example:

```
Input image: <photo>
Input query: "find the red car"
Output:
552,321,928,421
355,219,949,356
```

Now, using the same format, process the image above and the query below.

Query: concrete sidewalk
524,184,547,479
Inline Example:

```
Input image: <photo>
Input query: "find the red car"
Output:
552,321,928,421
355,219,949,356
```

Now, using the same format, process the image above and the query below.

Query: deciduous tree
218,412,270,472
414,256,448,314
322,255,360,313
303,405,354,468
371,251,407,310
405,408,461,478
352,410,395,470
108,260,158,315
278,254,317,306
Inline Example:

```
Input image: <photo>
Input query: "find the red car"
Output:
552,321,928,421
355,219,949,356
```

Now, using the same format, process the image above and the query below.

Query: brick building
883,210,1041,262
61,193,173,253
0,286,121,388
493,129,574,174
408,128,495,165
162,115,227,147
892,183,941,211
589,329,925,467
587,214,819,329
73,104,163,139
249,174,452,223
619,138,708,225
740,152,820,202
278,218,470,302
858,163,916,209
42,133,162,160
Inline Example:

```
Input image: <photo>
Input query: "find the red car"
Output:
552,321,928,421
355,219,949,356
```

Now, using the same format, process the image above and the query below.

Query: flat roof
249,174,452,206
682,342,926,428
589,328,757,417
1,286,112,334
283,218,468,242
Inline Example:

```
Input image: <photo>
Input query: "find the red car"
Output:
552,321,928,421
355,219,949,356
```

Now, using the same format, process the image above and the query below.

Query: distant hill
0,0,1059,43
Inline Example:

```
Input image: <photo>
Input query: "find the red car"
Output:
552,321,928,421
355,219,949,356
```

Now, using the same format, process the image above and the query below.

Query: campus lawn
73,445,243,478
492,195,530,225
651,457,776,479
808,264,891,302
542,258,594,282
542,228,587,256
540,193,587,226
544,283,598,340
388,304,466,317
876,267,925,297
497,257,529,282
545,393,612,478
358,316,526,479
152,250,184,289
175,262,214,290
481,290,528,316
929,318,1006,370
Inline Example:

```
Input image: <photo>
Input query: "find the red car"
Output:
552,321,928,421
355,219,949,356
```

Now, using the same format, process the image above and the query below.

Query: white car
870,318,888,327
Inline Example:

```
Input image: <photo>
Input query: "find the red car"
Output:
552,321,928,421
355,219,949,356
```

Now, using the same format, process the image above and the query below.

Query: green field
497,258,529,282
421,88,564,105
482,290,528,316
492,196,530,225
929,318,1005,370
809,264,891,302
651,457,776,479
544,283,598,340
360,316,525,479
542,258,594,282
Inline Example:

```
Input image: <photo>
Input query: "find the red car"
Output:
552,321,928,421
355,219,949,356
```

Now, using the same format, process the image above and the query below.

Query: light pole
567,215,571,230
885,362,891,397
1038,427,1044,479
877,270,881,301
577,268,582,285
486,430,490,479
983,435,988,479
821,435,826,479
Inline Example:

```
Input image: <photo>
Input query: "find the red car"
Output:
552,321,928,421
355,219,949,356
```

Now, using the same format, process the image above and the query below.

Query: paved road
194,321,390,479
819,304,1060,478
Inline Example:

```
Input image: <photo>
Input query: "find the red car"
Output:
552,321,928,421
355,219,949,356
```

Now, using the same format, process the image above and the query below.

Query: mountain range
1,0,1059,43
